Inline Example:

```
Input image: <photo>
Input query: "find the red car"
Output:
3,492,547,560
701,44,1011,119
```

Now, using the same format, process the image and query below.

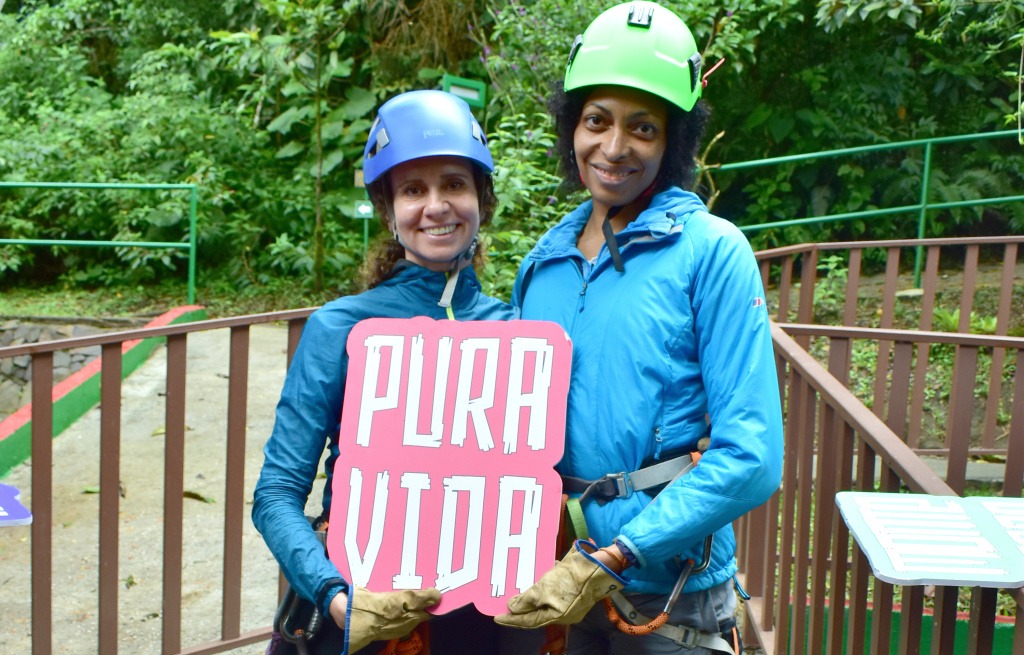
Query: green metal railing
721,129,1024,285
0,181,199,303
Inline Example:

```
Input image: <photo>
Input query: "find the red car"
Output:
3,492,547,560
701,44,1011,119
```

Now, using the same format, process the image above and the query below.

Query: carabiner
662,534,714,615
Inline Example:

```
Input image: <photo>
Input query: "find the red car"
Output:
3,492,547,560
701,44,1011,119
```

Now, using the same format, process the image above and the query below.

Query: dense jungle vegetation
0,0,1022,313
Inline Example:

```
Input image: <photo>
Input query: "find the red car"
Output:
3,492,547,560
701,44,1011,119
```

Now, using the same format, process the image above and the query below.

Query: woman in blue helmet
253,90,536,654
494,3,783,654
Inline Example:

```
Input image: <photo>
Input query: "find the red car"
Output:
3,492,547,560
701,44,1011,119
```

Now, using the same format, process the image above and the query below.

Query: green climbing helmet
564,1,703,112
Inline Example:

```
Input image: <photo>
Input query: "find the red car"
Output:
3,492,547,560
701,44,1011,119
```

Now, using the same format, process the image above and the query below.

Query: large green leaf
275,141,305,158
311,148,345,178
339,87,376,121
267,105,313,134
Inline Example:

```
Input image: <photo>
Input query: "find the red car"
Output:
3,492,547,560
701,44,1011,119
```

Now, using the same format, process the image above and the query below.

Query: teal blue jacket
512,188,783,595
252,263,516,625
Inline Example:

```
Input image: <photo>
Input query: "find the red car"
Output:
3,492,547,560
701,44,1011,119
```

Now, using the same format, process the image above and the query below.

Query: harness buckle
578,472,633,503
609,472,632,498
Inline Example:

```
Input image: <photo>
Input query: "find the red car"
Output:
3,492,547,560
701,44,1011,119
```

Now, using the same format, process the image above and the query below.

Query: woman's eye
583,114,604,128
636,123,658,138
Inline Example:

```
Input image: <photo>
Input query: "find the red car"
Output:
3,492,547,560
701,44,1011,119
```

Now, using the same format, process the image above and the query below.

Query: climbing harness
270,516,429,655
548,438,737,653
601,533,714,637
271,518,331,655
560,450,701,504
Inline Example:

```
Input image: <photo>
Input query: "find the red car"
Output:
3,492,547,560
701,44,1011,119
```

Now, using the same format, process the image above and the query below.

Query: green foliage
712,0,1024,243
932,307,999,335
482,111,583,300
812,254,849,323
0,0,1021,302
209,0,377,292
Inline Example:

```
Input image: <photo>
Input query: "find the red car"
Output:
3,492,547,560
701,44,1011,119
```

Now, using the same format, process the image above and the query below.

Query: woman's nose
602,127,628,160
424,188,448,215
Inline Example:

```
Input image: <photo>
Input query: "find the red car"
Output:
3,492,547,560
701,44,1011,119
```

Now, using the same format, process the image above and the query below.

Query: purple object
0,483,32,526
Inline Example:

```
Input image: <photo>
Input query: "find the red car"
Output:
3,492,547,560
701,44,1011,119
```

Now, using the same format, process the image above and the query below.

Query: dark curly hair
358,163,497,290
547,81,711,195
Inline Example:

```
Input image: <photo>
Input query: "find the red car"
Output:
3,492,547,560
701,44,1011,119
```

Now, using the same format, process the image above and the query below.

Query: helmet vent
627,4,653,28
688,53,703,93
567,34,583,69
472,121,487,146
367,117,389,158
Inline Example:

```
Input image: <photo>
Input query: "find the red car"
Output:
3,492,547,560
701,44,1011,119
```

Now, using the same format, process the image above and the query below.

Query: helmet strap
437,236,478,308
602,205,625,273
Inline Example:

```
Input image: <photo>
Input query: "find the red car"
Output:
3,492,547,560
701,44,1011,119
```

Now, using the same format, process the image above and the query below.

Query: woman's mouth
423,224,458,236
592,164,635,183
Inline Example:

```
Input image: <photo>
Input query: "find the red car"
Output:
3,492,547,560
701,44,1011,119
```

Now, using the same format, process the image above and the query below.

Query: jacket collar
529,188,707,262
381,260,482,307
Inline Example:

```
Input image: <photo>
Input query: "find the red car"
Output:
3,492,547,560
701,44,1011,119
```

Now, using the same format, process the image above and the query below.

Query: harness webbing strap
565,497,589,542
608,591,737,653
561,452,698,502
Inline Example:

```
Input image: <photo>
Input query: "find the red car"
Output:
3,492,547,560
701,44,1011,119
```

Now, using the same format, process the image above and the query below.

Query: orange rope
602,597,669,635
380,623,427,655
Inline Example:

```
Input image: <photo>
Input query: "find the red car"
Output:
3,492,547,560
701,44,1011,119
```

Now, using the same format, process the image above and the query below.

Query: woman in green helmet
495,3,784,654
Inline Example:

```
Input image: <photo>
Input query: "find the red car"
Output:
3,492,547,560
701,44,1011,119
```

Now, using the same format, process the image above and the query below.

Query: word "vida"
354,333,556,454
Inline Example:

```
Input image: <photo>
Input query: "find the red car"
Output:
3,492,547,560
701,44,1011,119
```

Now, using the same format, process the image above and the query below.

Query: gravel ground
0,322,322,655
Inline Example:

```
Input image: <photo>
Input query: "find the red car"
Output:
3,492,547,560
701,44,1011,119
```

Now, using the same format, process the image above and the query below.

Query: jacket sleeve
620,219,784,564
252,307,351,610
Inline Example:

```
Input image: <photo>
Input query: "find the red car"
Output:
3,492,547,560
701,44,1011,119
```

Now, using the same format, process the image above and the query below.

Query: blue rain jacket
512,188,783,595
252,263,516,619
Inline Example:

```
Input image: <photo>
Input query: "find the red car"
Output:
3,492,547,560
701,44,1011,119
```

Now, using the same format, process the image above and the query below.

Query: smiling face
388,155,481,272
573,85,669,223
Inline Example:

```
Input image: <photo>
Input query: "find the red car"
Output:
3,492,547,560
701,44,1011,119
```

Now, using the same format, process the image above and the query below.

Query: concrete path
0,323,322,655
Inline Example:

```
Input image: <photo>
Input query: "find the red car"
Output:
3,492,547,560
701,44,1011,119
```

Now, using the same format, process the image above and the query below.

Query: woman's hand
328,590,349,628
340,587,441,652
494,541,626,628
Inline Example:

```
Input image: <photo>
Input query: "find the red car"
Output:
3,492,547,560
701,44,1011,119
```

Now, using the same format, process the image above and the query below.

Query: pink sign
327,318,571,616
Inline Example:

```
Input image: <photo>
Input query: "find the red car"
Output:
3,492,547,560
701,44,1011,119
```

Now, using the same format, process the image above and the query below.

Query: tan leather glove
494,541,626,628
347,586,440,653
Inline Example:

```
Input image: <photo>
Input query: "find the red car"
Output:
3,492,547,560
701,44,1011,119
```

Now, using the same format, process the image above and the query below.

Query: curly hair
547,81,711,196
358,163,497,290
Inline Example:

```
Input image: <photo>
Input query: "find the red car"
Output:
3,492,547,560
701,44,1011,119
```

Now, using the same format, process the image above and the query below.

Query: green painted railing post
730,131,1023,283
188,185,198,304
914,142,934,289
0,181,199,304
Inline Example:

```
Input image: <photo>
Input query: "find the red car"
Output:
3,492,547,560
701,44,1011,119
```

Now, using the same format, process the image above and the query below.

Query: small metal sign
354,201,374,219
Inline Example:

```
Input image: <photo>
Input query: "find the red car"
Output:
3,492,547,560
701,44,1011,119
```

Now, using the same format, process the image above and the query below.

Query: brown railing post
30,353,54,655
99,343,123,655
966,587,998,655
908,245,941,449
222,326,251,640
162,334,188,654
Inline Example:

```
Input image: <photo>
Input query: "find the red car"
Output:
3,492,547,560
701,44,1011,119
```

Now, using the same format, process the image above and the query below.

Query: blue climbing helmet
362,89,493,184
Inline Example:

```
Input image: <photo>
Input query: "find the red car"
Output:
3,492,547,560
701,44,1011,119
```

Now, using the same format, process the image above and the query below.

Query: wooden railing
756,236,1024,457
1,235,1022,653
737,235,1024,654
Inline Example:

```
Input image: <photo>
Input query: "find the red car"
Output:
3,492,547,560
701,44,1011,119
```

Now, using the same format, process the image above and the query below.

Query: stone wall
0,317,147,420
